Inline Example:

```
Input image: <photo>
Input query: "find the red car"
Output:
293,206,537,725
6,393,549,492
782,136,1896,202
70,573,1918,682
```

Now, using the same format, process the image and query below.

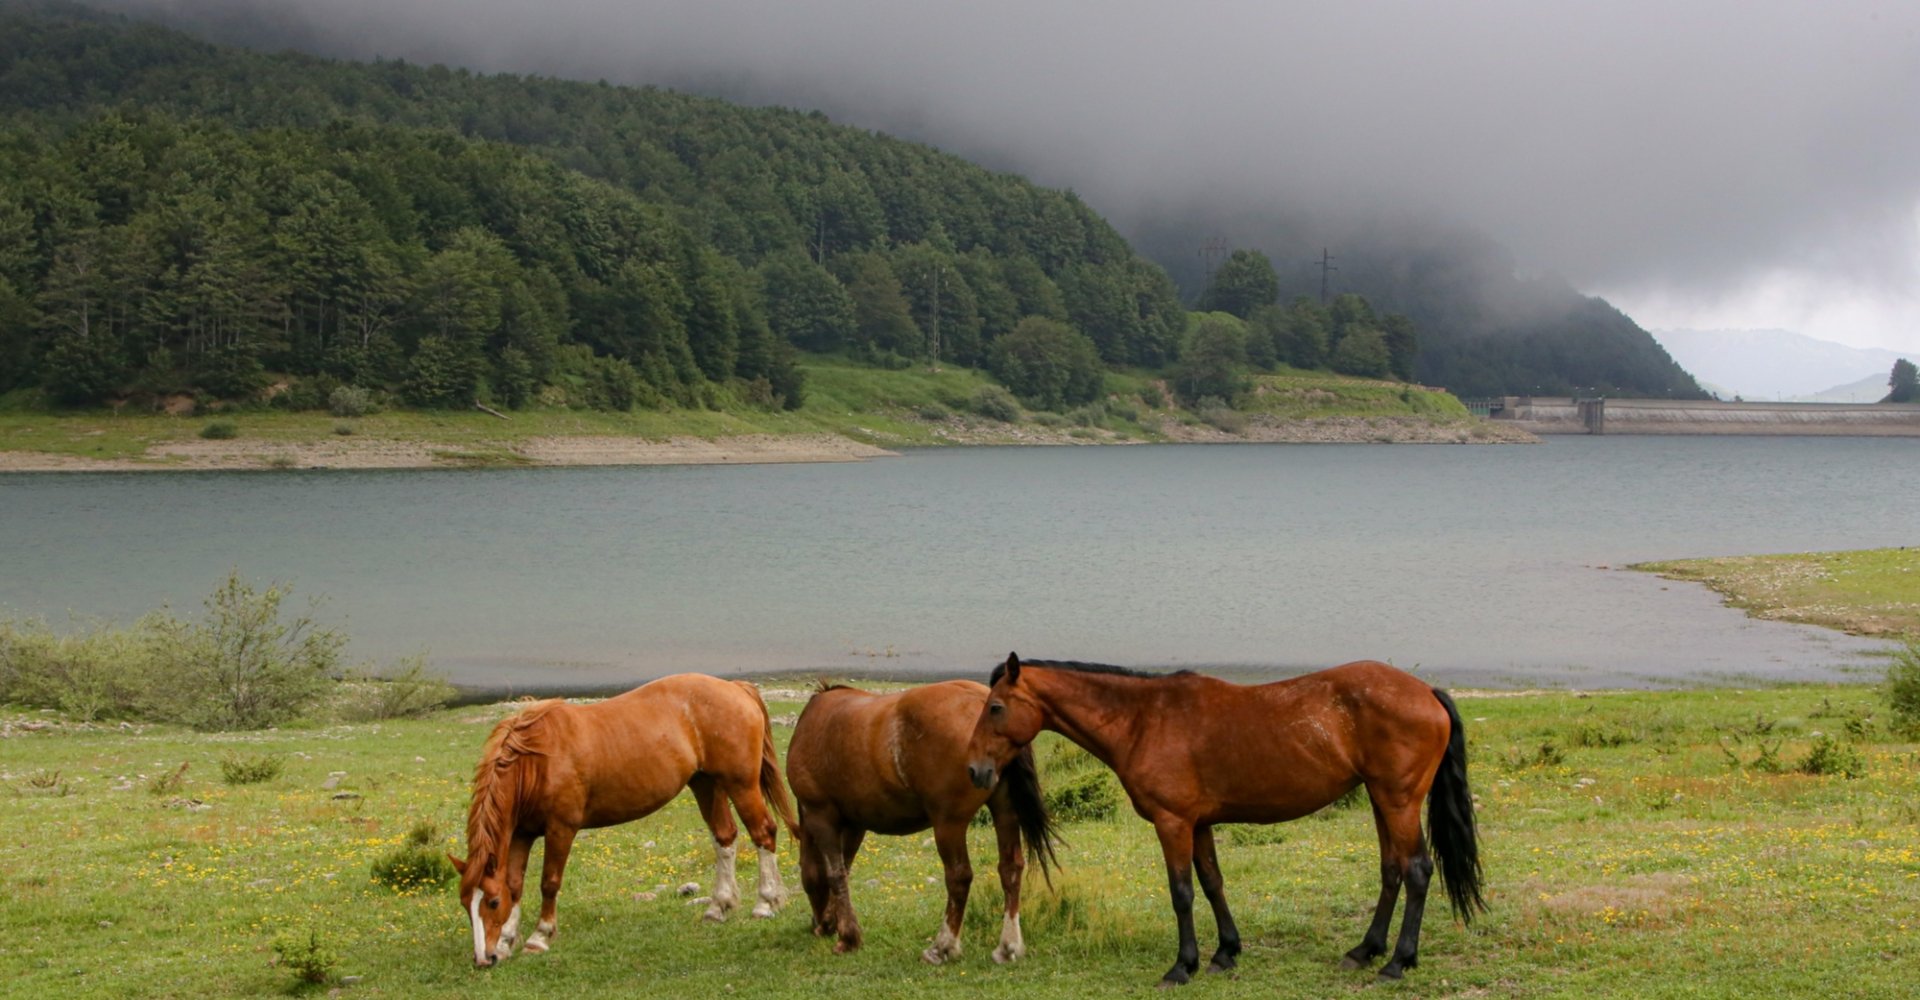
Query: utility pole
925,263,944,363
1318,247,1338,303
1198,237,1229,282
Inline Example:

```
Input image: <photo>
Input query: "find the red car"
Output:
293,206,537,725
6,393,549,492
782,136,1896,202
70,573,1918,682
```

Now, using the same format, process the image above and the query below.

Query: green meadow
3,679,1916,999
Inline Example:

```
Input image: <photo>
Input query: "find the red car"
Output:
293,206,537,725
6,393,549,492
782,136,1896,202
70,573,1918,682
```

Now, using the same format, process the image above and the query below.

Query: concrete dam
1483,397,1920,436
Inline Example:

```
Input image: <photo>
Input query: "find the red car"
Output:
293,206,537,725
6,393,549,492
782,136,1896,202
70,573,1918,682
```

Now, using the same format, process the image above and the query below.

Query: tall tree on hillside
840,252,920,357
757,253,855,352
1196,249,1279,319
1888,358,1918,403
1381,313,1418,382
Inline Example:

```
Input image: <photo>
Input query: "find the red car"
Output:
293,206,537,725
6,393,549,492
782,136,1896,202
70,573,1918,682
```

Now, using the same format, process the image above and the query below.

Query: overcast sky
118,0,1920,354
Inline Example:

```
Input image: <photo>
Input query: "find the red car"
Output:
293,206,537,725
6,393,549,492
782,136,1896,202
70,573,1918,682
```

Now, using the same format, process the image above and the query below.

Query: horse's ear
1005,652,1021,686
447,853,467,876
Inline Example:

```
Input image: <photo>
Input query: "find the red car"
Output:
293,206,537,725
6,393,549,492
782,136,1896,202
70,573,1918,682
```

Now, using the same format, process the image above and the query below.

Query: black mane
989,657,1195,687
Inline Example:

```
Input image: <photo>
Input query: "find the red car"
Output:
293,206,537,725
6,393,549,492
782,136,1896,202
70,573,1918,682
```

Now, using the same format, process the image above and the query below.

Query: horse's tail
998,744,1063,888
737,680,799,840
1426,687,1486,924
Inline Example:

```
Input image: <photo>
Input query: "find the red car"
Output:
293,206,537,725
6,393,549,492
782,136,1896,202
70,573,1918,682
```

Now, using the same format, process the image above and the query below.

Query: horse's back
788,680,987,829
553,675,767,826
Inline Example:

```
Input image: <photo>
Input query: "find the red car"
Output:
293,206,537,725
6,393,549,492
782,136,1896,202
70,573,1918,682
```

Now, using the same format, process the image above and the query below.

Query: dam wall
1487,397,1920,436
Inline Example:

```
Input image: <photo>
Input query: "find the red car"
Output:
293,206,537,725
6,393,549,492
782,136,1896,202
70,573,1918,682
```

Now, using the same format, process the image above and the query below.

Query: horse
965,654,1484,986
451,674,798,968
785,680,1061,965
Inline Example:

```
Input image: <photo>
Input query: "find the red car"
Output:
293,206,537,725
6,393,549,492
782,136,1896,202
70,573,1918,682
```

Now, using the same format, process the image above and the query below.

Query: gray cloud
113,0,1920,346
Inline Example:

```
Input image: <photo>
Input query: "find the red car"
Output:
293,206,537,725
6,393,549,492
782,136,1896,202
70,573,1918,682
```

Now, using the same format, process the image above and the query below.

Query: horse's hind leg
722,774,788,917
1351,787,1433,981
798,812,834,935
1342,788,1404,970
523,825,576,954
689,774,742,922
989,797,1027,964
802,806,863,953
1192,825,1241,974
923,818,973,965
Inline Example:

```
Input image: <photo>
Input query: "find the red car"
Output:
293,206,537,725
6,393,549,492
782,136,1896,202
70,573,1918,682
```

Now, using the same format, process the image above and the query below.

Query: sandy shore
0,433,899,472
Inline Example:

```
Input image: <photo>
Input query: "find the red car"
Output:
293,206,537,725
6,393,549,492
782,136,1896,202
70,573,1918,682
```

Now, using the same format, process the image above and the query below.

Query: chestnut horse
965,655,1484,986
786,680,1060,964
452,674,797,967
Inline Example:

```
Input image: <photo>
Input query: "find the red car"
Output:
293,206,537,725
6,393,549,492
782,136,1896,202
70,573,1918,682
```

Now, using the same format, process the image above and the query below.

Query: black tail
1000,745,1063,887
1427,688,1486,923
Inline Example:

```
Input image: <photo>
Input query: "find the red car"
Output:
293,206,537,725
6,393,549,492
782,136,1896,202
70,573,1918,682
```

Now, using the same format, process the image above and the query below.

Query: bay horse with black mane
786,680,1061,964
965,654,1484,986
452,674,797,967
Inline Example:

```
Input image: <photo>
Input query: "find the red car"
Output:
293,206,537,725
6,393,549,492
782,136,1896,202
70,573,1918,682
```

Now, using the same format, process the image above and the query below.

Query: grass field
1631,547,1920,638
4,680,1916,999
0,360,1489,463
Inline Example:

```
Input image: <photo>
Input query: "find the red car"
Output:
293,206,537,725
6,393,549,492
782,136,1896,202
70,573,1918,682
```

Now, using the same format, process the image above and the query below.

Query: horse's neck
469,757,529,867
1031,670,1140,768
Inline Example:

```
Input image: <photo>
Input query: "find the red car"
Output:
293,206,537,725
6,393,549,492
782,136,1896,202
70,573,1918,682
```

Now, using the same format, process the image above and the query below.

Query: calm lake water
1,437,1912,690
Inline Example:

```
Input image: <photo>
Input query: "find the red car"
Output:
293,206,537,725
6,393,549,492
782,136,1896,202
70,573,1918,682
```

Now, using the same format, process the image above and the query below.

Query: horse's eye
989,702,1005,717
486,897,500,909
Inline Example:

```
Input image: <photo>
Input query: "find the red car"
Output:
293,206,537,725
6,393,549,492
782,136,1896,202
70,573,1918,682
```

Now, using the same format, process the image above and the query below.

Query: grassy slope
0,362,1482,462
1631,548,1920,637
2,683,1915,999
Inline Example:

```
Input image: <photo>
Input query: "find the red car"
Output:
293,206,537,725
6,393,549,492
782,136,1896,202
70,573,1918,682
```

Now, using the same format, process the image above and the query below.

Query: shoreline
0,416,1536,473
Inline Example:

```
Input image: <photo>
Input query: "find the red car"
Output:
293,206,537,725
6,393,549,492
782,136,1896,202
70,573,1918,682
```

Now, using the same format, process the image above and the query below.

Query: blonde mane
463,700,563,880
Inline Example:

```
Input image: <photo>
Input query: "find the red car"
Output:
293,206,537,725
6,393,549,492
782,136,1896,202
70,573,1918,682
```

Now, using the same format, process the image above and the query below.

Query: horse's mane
989,658,1196,687
464,699,562,877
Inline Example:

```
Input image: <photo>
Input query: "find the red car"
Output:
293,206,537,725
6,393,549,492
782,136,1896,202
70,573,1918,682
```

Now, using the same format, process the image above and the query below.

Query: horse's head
967,652,1046,788
451,851,514,968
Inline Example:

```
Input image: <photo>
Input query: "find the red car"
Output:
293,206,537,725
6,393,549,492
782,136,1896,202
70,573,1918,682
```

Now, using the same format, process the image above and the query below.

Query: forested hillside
0,2,1184,410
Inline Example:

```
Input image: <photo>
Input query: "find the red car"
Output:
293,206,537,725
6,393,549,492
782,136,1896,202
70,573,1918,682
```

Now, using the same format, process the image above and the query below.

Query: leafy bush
219,752,284,785
332,423,355,436
986,317,1105,410
1029,411,1067,428
968,385,1021,422
1066,401,1107,427
1198,402,1247,434
147,761,189,796
272,928,337,986
370,822,458,893
915,402,951,421
327,384,378,417
147,572,344,731
198,420,238,440
1886,639,1920,739
1139,384,1166,408
1795,734,1866,778
336,656,455,722
1044,768,1121,822
0,616,165,721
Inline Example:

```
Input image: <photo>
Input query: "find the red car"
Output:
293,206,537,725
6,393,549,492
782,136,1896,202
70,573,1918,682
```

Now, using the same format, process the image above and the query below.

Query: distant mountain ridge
1651,328,1906,401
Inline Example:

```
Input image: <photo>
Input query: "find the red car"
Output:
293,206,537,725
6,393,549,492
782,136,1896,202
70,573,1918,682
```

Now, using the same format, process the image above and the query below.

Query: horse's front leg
989,800,1027,964
922,819,973,965
1192,825,1241,974
522,825,576,954
497,834,534,958
1152,814,1201,988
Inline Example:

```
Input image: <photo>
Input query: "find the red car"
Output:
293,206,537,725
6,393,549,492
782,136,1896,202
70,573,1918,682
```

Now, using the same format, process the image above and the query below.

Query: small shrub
1719,737,1784,774
1570,723,1640,748
198,420,238,440
1139,384,1166,408
1225,824,1288,846
969,385,1021,422
370,822,458,893
1310,784,1367,821
1044,768,1121,822
1066,402,1107,427
1886,639,1920,739
146,572,344,732
1199,403,1247,434
332,423,355,436
328,384,378,418
219,751,284,785
1796,734,1866,779
1030,411,1067,428
337,656,455,722
265,454,297,470
272,928,337,986
1106,401,1140,422
1505,740,1566,769
915,402,951,421
17,769,70,797
147,761,189,796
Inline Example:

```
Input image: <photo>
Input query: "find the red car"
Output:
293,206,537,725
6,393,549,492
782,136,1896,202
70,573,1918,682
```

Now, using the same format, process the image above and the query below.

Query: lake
0,436,1911,690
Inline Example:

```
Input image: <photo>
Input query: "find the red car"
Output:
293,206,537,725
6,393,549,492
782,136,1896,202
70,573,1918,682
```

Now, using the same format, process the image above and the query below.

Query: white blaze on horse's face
469,889,488,966
464,878,510,967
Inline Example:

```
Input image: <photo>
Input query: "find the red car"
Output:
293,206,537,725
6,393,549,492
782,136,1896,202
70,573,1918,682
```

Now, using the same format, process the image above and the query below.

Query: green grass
1631,547,1920,637
0,360,1492,463
2,684,1915,998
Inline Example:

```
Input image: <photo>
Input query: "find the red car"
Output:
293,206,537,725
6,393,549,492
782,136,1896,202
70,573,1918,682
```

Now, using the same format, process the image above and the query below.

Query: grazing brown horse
786,680,1060,964
452,674,798,967
966,654,1484,986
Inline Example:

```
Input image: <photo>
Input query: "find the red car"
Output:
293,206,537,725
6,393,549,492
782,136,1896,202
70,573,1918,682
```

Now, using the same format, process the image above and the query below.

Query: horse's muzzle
967,761,995,789
476,953,499,969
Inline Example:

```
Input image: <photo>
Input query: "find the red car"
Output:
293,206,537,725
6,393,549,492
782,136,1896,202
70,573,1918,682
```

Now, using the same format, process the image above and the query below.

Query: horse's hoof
1206,960,1235,976
1339,956,1365,971
992,944,1023,964
523,938,549,955
1377,965,1405,981
751,902,776,919
921,946,947,965
833,938,860,955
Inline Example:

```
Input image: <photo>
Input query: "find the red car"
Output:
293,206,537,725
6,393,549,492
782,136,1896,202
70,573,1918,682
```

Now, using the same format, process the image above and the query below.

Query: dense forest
0,2,1194,411
1132,208,1709,399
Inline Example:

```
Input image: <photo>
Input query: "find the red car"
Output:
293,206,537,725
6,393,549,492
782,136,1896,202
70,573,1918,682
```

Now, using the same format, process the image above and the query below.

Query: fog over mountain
1652,329,1907,402
99,0,1920,356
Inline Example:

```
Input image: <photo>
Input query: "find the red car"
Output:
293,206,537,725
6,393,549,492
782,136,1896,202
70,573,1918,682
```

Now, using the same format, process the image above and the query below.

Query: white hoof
523,936,549,954
921,945,950,965
751,901,777,919
702,905,730,923
992,941,1025,964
